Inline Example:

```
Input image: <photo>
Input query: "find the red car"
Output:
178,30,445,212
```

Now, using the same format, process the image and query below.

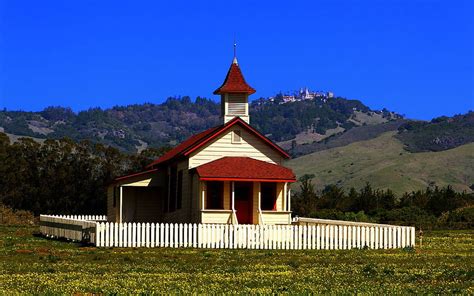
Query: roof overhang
195,157,296,183
109,168,159,186
200,177,296,183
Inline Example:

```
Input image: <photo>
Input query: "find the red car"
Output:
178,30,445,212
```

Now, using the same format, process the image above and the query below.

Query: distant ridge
0,96,400,153
1,97,471,158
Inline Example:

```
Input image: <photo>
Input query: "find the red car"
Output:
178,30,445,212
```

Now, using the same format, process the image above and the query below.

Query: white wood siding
261,211,292,225
188,125,284,169
201,211,233,224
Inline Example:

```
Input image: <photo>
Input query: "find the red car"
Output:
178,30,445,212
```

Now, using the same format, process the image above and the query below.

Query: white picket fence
95,222,415,249
39,215,107,244
41,214,107,221
39,215,415,250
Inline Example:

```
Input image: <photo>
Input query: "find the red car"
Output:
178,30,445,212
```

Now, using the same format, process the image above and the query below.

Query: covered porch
108,169,166,223
195,157,295,225
199,180,292,225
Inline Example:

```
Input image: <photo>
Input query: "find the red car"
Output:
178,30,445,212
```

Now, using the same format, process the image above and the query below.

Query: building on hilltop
107,54,296,225
299,87,315,100
282,95,296,103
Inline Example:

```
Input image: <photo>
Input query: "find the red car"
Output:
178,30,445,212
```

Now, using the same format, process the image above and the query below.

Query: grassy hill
288,131,474,196
286,119,407,157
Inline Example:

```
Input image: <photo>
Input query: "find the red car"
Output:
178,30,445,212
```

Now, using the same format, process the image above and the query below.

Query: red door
234,182,253,224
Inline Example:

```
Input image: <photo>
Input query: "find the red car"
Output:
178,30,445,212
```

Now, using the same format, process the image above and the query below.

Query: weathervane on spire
233,37,238,64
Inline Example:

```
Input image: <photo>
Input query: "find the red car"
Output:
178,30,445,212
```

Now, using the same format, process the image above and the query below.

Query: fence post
131,223,136,248
401,227,406,248
376,227,380,249
144,223,149,248
368,227,373,249
245,225,250,249
154,223,159,248
203,224,208,248
122,223,128,247
348,225,353,249
181,223,186,248
217,224,222,249
117,222,122,248
158,223,163,247
394,227,398,248
150,223,155,248
98,222,104,247
338,225,342,250
229,224,234,249
135,223,141,248
105,223,110,247
190,224,195,248
320,225,325,250
239,224,243,249
211,223,215,249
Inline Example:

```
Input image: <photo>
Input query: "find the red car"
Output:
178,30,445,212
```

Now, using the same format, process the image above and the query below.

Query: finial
233,37,238,64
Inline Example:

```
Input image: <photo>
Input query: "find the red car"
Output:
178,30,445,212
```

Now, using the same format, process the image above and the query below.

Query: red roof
213,61,256,95
147,117,290,168
196,157,296,182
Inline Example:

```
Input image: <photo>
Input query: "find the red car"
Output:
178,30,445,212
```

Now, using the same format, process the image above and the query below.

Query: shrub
0,204,35,225
378,206,437,229
438,206,474,229
308,209,375,223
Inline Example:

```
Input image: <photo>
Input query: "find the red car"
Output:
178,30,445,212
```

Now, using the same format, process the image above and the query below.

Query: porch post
231,181,236,224
258,182,264,225
258,182,261,210
201,182,205,210
119,186,123,223
288,187,291,211
283,182,287,211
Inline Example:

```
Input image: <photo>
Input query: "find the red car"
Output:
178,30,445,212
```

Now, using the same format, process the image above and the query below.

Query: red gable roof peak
213,60,256,95
146,117,290,169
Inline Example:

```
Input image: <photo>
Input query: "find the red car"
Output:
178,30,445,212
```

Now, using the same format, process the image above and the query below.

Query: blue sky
0,0,473,120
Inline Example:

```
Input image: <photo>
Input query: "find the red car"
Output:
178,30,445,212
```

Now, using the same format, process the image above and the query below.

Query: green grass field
0,226,472,294
288,131,474,195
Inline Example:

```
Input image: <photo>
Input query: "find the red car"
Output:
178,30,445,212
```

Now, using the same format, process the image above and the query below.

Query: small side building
108,55,296,225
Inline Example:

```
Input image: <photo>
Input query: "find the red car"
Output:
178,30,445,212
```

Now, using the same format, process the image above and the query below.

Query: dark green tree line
0,133,168,215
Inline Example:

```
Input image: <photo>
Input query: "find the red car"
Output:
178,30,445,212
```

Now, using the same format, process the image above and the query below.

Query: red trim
113,168,158,183
183,117,290,158
200,177,296,183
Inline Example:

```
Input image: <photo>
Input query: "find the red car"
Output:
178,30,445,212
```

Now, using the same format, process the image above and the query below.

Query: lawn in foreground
0,226,472,294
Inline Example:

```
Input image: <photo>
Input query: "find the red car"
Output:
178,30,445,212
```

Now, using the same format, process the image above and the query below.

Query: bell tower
213,49,255,124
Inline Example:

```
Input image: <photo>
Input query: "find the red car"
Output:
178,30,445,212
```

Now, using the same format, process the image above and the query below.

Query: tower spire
233,38,238,64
